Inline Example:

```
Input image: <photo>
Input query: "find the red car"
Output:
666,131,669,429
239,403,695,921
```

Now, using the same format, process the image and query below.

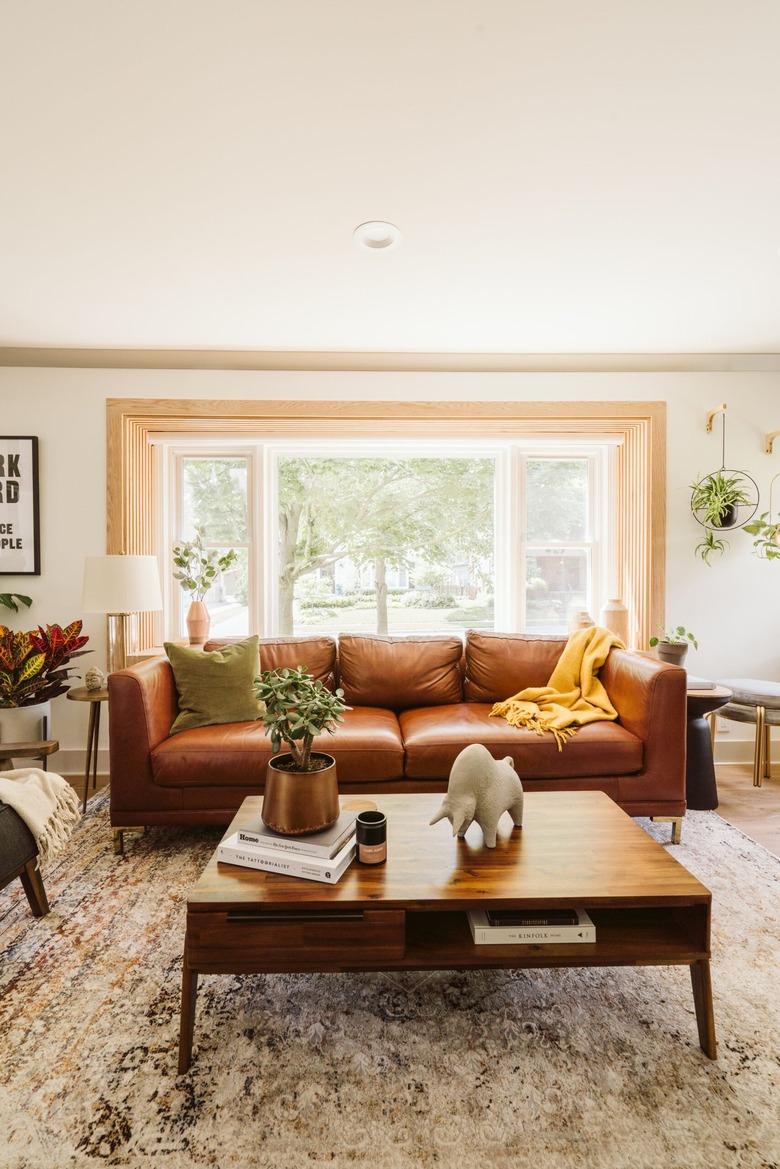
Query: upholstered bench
715,678,780,787
0,800,50,917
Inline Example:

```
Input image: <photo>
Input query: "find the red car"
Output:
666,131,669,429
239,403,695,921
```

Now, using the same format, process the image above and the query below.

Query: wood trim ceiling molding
5,347,780,371
108,399,665,649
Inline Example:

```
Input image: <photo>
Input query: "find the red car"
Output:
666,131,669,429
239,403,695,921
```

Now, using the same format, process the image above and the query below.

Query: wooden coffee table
178,790,716,1071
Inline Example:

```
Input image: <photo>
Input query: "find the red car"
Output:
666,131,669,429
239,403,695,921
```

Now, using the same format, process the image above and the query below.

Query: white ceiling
2,0,780,356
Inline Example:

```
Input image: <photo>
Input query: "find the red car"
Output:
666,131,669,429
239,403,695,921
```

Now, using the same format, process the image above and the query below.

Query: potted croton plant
0,612,90,742
253,665,350,835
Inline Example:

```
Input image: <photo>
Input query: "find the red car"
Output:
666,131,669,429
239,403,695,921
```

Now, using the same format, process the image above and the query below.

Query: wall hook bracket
705,403,727,433
766,430,780,455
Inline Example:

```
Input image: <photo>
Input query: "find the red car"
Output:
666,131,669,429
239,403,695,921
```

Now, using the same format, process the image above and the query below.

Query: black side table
686,684,732,810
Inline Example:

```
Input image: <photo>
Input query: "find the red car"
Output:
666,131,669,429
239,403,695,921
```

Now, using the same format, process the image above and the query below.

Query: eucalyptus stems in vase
172,526,238,645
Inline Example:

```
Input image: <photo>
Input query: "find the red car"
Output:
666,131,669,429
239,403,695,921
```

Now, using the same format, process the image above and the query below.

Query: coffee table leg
690,959,717,1059
178,945,199,1073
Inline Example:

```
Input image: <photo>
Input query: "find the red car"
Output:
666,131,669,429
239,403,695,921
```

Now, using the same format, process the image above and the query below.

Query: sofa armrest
601,648,687,800
108,657,180,822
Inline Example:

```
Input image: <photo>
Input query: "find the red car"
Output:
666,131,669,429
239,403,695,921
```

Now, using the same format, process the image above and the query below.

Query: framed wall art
0,436,40,575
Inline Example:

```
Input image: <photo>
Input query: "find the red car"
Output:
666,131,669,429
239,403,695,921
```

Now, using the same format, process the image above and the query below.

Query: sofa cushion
166,636,264,734
151,706,404,787
400,703,643,780
204,635,337,689
337,634,463,711
464,630,566,703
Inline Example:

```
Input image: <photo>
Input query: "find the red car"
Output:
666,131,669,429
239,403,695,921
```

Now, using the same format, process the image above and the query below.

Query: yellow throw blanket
490,625,625,750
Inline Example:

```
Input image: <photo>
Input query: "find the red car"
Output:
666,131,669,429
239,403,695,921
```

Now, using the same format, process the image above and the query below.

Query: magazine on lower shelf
468,907,596,944
218,831,356,884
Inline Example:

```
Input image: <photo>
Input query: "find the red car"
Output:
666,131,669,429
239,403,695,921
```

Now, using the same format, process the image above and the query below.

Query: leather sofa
108,631,687,847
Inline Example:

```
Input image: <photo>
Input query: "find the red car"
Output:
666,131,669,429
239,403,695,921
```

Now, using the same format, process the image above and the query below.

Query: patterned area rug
1,794,778,1169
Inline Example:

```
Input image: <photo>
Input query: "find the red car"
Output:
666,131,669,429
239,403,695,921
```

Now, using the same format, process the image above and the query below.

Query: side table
686,683,732,810
0,739,59,773
67,686,109,813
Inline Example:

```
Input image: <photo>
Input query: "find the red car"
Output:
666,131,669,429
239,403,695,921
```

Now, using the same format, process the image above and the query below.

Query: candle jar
356,810,387,864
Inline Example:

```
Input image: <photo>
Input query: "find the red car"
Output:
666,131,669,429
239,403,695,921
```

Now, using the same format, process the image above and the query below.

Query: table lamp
82,555,163,673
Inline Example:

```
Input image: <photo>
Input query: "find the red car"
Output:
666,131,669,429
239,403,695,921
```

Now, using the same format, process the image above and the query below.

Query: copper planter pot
261,752,339,835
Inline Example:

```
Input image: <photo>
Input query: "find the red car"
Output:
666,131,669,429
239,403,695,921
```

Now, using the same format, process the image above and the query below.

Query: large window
161,438,611,640
109,399,664,651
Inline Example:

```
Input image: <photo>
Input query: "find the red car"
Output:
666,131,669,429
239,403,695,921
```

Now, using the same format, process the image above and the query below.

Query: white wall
1,365,779,770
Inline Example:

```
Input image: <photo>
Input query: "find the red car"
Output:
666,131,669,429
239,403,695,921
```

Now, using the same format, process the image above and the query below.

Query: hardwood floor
712,763,780,859
68,767,780,860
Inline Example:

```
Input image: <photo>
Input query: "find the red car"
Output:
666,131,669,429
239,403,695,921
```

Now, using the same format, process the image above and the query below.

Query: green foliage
0,621,90,707
0,593,32,614
400,591,456,608
742,512,780,560
690,470,753,528
182,458,248,543
277,456,495,634
649,625,698,650
253,666,350,771
172,525,238,600
694,528,728,565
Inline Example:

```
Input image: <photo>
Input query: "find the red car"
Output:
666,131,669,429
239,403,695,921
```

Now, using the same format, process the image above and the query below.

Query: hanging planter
690,407,759,563
742,472,780,561
690,468,758,530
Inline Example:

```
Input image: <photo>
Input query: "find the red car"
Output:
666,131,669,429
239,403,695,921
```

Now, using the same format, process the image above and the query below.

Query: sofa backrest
203,635,338,689
463,630,566,703
337,633,464,711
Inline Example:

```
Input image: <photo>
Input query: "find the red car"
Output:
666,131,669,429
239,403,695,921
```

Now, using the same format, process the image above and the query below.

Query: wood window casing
106,399,665,650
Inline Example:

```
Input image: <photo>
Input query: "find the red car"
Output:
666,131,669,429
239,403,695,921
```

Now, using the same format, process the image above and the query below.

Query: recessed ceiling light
353,221,401,251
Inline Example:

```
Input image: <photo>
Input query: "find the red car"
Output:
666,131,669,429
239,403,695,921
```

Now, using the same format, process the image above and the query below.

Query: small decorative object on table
429,742,523,849
84,666,105,691
356,809,387,864
253,665,350,835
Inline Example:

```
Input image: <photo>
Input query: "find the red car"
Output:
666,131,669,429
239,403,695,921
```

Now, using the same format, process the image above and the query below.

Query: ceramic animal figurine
85,666,106,691
429,742,524,848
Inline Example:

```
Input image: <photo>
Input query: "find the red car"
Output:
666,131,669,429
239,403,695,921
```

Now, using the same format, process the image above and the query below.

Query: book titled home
217,831,356,884
234,810,357,859
468,907,596,945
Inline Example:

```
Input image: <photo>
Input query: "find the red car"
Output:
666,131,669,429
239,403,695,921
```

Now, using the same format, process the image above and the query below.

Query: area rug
1,795,778,1169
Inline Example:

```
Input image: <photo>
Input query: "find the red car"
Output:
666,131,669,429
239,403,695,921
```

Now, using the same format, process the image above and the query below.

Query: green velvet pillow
165,635,264,735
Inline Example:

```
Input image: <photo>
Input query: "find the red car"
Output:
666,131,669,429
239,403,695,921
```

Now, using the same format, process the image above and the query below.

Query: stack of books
217,810,357,884
467,907,596,945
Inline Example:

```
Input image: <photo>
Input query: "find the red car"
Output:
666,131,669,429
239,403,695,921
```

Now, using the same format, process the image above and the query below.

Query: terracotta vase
262,752,340,835
186,600,210,646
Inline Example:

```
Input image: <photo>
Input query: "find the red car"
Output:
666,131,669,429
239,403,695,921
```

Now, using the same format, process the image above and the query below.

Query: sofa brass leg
650,815,683,844
112,826,146,856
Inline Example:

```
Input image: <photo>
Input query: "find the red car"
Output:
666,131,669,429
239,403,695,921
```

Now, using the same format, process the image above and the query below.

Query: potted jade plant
172,525,238,645
253,665,350,835
649,624,698,667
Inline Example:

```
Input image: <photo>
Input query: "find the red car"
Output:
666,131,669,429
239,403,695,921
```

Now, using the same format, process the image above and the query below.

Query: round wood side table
67,686,109,812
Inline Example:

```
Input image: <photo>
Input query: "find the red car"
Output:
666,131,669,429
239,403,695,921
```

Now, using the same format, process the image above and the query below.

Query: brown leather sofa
108,630,687,847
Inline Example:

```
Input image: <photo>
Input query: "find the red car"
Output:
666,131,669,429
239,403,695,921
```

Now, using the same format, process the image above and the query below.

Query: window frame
108,399,665,651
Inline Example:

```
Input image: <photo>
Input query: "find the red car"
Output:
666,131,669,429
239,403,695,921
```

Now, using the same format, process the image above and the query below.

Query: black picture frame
0,436,40,575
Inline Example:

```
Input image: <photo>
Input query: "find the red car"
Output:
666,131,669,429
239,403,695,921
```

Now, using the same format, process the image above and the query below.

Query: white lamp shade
82,555,163,614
